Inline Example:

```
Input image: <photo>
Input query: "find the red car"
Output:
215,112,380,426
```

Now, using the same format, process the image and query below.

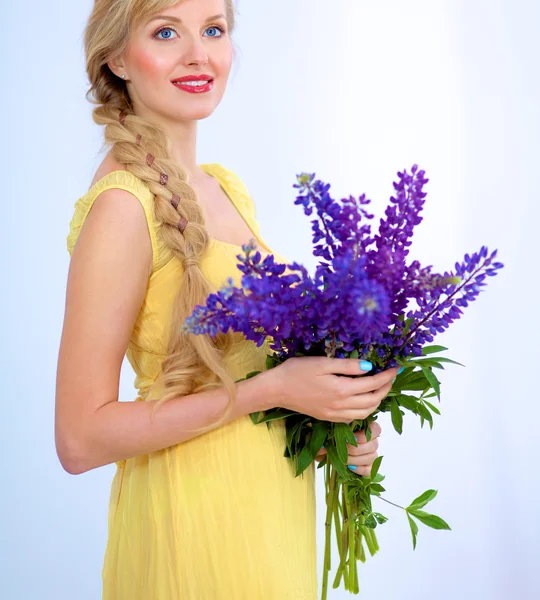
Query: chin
174,107,216,121
173,100,219,119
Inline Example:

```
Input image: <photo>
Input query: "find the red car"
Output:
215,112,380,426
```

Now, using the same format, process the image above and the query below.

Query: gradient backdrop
2,1,539,598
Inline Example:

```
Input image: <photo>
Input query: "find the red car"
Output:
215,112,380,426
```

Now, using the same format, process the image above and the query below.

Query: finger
347,436,379,457
321,357,374,376
339,380,393,411
340,366,399,396
370,421,382,437
355,421,382,443
332,403,382,423
316,446,327,456
348,450,379,468
349,464,375,477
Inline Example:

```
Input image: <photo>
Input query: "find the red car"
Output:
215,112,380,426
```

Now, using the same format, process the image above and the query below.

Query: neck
133,106,202,183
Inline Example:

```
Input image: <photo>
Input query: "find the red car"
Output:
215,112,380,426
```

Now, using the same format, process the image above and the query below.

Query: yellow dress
66,164,318,599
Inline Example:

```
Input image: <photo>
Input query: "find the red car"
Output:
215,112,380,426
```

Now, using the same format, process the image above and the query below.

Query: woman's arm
55,187,276,475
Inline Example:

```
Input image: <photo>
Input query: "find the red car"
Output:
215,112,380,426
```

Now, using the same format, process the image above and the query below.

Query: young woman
55,1,398,597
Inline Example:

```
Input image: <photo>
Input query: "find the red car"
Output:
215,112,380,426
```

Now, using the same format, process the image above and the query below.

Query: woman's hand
314,421,382,476
266,356,399,422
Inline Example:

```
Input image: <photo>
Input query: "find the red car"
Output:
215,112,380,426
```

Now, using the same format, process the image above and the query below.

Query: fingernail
348,465,357,471
398,366,404,374
360,360,373,372
321,445,325,451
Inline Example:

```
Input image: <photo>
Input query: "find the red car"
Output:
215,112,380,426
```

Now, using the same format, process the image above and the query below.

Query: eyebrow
146,13,226,26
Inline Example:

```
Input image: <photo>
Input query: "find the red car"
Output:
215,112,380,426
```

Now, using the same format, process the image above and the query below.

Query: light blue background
2,1,539,598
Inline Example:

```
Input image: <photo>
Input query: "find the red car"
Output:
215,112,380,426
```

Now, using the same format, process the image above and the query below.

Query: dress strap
67,170,166,271
199,163,273,253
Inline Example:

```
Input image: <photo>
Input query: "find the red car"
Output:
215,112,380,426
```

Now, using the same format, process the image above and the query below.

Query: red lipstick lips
171,74,214,94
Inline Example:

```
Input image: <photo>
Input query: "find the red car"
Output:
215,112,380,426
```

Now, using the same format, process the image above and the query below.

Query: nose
182,35,209,67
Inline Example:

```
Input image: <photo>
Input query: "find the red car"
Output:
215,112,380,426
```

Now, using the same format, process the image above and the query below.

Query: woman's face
113,0,233,123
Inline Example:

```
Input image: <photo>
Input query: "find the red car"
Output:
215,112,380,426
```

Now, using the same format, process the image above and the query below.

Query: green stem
341,484,350,589
376,495,406,511
348,493,359,593
363,525,378,556
355,527,365,561
321,463,337,600
333,485,348,590
333,482,343,561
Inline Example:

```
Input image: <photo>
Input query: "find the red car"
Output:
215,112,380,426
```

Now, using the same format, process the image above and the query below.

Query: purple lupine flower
183,166,504,370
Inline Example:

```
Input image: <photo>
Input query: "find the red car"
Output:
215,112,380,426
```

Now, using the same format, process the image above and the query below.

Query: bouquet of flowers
182,165,504,598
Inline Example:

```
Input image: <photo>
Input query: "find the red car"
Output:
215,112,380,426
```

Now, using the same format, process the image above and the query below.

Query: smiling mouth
171,79,215,94
173,80,212,87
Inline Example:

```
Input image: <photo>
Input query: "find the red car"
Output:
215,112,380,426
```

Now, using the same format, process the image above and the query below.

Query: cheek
217,50,233,80
131,47,174,82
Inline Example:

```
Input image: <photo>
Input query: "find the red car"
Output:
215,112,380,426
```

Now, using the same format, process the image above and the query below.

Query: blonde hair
84,0,243,435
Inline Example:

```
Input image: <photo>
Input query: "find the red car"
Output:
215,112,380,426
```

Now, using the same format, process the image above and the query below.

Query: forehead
132,0,226,28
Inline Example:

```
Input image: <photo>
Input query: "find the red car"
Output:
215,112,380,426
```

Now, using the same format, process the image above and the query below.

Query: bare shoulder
89,151,127,188
83,150,153,277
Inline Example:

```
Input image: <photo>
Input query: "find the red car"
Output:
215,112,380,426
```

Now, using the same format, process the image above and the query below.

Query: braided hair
84,0,242,434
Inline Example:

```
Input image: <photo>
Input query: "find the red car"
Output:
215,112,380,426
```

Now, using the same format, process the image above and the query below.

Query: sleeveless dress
66,164,318,600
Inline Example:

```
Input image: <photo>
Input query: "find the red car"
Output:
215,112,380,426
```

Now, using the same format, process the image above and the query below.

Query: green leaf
334,424,350,464
338,422,357,446
403,317,414,335
250,411,263,425
397,371,432,392
407,513,419,550
421,366,441,400
265,355,280,369
408,509,452,530
424,400,441,415
350,349,359,359
428,356,465,367
396,394,420,413
408,489,438,510
293,420,305,446
368,483,386,494
365,514,377,528
409,358,445,370
421,345,448,355
390,398,403,434
417,402,434,429
295,444,315,476
325,442,352,480
256,408,298,424
364,423,373,442
244,370,262,379
309,421,329,454
370,455,383,480
373,512,388,525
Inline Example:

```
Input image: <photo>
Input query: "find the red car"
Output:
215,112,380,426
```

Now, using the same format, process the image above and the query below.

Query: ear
107,55,126,79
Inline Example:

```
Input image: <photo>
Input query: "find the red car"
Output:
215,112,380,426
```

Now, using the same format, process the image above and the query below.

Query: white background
2,0,539,598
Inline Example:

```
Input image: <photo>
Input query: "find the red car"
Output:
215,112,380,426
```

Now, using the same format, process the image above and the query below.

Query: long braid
91,103,238,432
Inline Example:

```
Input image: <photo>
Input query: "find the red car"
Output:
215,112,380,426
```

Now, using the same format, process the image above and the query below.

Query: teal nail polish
398,366,404,374
348,465,357,471
360,360,373,372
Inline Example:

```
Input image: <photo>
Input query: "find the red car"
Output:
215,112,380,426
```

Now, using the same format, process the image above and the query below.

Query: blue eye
155,27,177,40
205,25,225,38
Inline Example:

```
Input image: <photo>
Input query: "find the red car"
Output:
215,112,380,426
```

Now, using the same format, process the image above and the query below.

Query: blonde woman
55,1,398,597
